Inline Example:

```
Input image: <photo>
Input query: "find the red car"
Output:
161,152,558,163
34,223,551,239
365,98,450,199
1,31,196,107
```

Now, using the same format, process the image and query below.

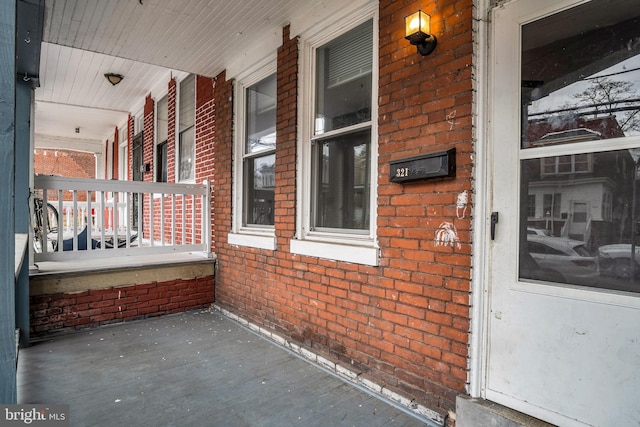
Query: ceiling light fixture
104,73,124,86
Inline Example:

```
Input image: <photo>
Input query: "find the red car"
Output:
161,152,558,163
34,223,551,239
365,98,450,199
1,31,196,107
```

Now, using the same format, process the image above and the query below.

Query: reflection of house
255,163,275,189
525,116,634,247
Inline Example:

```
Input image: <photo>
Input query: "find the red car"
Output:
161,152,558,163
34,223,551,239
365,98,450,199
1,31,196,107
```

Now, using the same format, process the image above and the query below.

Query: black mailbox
389,147,455,183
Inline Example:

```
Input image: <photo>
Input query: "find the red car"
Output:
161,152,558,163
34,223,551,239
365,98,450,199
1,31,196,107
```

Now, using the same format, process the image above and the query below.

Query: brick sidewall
213,1,474,415
30,277,214,338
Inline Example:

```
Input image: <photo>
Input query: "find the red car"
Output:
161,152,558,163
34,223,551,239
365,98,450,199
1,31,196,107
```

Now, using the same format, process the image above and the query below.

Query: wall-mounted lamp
104,73,124,86
405,10,437,56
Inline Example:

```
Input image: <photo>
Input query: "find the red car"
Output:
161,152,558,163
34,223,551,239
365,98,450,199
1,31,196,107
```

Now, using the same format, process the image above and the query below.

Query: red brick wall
150,77,209,246
376,0,473,401
168,78,177,183
143,95,155,183
127,113,134,181
30,276,214,338
210,72,233,253
142,95,155,240
196,75,215,249
34,149,96,203
34,149,95,179
212,1,474,415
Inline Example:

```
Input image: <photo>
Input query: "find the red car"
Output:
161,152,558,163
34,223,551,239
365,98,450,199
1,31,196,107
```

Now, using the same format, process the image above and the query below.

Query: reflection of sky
249,132,276,153
254,154,275,170
529,54,640,123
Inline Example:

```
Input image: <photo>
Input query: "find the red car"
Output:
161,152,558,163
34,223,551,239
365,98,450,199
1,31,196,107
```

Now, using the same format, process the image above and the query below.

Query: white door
488,0,640,425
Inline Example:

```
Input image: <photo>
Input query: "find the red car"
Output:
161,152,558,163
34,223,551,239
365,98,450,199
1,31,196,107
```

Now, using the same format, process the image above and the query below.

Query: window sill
228,232,276,251
290,239,379,266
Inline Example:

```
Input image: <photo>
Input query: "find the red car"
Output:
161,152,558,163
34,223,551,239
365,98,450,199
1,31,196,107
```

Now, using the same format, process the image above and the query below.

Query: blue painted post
0,0,18,404
15,80,31,348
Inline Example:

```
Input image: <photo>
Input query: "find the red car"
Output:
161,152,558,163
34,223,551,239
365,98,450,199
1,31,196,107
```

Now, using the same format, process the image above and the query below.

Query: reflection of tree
567,77,640,133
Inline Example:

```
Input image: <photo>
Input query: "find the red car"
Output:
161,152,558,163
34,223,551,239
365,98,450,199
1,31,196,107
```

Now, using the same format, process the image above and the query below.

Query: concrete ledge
30,253,215,296
456,396,555,427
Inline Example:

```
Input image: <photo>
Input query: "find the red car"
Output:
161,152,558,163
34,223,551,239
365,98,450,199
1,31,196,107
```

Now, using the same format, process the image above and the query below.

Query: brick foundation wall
212,1,474,417
30,276,214,338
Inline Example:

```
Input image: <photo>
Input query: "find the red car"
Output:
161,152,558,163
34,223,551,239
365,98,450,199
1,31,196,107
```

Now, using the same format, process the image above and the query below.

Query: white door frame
468,0,491,400
472,0,640,425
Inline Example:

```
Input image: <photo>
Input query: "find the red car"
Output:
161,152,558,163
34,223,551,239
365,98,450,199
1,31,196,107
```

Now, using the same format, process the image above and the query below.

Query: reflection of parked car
597,244,640,279
527,235,599,284
527,227,552,236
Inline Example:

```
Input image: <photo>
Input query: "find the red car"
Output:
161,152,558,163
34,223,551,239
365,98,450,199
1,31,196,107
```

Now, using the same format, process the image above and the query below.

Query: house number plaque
389,148,456,183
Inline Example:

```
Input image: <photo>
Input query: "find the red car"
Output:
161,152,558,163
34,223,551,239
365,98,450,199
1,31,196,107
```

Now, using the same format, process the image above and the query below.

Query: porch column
0,0,18,403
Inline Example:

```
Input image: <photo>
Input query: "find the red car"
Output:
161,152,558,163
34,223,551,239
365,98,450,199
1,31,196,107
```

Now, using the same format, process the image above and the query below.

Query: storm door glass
518,0,640,292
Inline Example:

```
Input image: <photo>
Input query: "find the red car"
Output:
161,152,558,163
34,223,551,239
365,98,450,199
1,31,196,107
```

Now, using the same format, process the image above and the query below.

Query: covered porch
18,309,428,426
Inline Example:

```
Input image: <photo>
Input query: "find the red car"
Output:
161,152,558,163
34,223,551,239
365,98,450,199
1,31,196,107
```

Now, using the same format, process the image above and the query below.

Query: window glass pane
521,2,640,149
519,0,640,293
244,153,275,226
246,74,276,155
315,20,372,135
180,75,195,132
558,155,572,173
179,126,194,181
313,129,370,230
157,95,168,143
520,149,640,293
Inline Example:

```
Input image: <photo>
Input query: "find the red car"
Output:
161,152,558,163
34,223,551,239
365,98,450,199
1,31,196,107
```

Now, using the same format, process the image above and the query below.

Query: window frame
155,94,169,183
292,5,379,266
228,60,277,251
177,74,196,183
118,124,129,181
540,153,593,175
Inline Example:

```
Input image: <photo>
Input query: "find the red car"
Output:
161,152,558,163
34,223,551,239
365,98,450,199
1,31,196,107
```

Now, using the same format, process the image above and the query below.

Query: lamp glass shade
405,10,430,40
105,73,123,86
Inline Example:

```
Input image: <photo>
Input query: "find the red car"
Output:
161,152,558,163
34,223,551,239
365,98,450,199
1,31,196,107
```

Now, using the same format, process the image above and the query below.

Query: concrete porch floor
17,309,429,426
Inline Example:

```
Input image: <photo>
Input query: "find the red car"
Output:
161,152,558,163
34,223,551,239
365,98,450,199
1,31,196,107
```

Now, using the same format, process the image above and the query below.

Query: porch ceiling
36,0,312,149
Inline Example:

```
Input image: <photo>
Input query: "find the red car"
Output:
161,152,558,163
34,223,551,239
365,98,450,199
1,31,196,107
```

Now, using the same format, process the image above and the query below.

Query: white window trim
154,93,169,186
228,59,277,251
177,74,196,184
292,4,379,266
118,120,129,181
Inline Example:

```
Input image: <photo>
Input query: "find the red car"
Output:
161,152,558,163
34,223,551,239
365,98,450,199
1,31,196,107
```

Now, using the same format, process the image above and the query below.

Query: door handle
491,212,499,240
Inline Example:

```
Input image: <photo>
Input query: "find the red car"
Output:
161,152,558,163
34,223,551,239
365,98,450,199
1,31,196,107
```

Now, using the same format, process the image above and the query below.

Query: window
541,154,592,175
178,75,195,182
119,125,128,180
156,142,168,183
156,95,168,182
527,195,536,218
244,74,276,227
519,0,640,292
228,63,277,250
292,10,378,266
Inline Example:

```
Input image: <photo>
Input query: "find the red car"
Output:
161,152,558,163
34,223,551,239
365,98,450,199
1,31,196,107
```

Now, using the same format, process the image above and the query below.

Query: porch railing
32,175,211,262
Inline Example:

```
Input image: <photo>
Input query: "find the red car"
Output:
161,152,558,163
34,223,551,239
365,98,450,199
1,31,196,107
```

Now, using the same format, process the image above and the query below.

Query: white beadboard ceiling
36,0,316,150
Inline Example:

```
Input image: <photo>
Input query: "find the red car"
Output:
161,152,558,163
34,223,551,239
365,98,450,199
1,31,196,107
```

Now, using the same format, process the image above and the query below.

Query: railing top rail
34,175,208,195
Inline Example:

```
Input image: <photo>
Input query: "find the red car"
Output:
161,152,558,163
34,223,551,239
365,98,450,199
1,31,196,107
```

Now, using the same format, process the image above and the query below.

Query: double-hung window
244,74,277,228
178,75,195,182
292,11,378,266
228,64,277,250
156,95,168,183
